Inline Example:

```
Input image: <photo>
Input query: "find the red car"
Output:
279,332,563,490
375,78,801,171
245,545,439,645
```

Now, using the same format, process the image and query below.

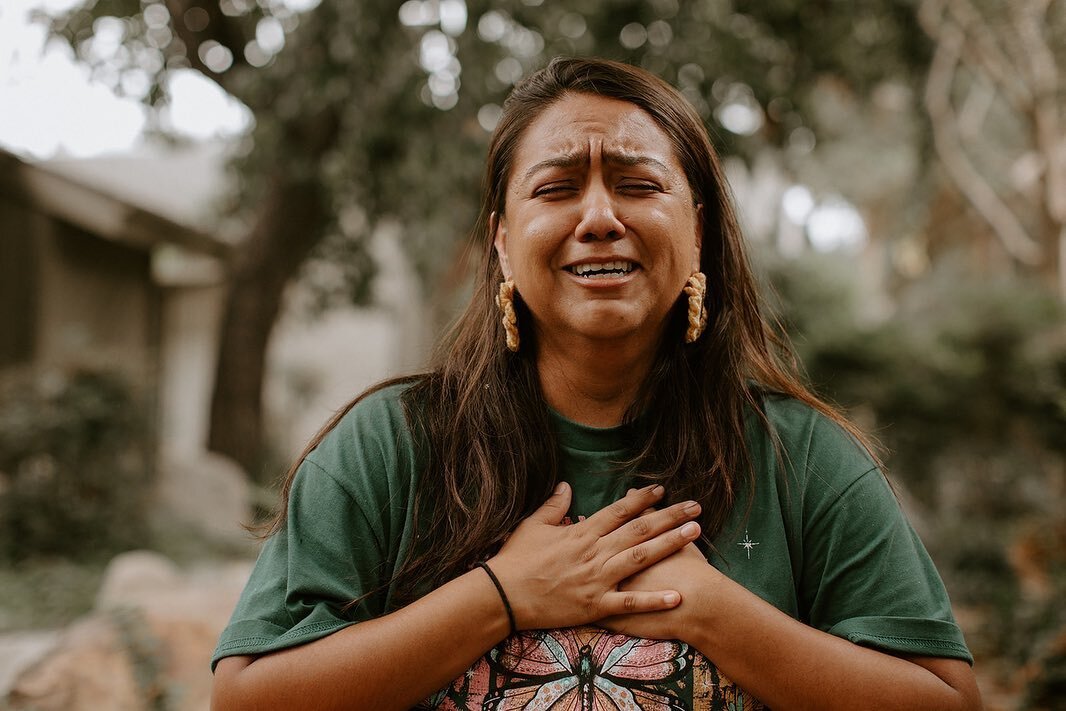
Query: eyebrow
521,150,674,183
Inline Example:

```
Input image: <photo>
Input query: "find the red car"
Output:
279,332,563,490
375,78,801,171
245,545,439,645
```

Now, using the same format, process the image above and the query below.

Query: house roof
0,146,231,259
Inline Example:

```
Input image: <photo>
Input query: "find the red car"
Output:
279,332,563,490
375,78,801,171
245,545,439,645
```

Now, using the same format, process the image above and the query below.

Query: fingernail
651,485,665,496
681,522,700,538
555,482,567,494
684,501,701,514
663,592,680,606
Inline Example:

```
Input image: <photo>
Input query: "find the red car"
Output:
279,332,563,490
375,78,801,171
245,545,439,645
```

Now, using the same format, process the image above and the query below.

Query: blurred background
0,0,1063,708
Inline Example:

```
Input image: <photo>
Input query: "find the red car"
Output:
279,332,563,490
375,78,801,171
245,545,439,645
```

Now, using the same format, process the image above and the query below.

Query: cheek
670,219,701,272
525,208,577,240
507,246,550,290
515,225,564,266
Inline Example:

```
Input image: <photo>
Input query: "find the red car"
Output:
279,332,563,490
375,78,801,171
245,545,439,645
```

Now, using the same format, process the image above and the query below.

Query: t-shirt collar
548,407,633,453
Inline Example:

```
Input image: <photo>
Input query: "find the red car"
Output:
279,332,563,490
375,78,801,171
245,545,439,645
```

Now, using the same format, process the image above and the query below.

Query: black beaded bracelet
476,561,517,636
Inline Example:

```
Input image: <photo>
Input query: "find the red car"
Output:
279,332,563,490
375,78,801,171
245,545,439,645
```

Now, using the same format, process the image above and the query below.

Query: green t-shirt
213,382,971,709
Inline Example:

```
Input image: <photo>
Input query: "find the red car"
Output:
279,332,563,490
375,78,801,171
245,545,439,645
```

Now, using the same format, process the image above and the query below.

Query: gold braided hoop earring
683,272,708,343
495,280,520,352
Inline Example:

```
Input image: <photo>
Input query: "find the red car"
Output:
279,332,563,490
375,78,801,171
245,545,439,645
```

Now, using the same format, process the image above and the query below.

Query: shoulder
302,377,426,499
325,379,421,442
750,393,880,496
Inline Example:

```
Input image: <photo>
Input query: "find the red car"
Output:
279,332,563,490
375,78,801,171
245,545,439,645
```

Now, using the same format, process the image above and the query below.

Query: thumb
530,482,571,524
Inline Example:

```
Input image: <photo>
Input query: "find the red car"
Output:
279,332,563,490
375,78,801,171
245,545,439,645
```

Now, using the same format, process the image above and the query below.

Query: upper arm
211,391,417,668
789,414,973,663
211,655,257,710
905,656,983,710
214,654,255,677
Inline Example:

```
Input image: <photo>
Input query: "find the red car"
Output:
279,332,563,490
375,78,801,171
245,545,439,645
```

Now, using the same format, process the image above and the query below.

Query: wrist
461,565,515,642
486,552,542,631
681,563,728,649
476,561,517,636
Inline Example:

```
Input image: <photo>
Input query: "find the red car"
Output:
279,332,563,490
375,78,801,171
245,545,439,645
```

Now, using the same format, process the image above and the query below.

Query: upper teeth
572,261,634,275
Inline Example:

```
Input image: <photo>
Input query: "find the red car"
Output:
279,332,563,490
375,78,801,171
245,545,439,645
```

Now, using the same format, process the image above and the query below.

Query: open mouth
565,261,637,279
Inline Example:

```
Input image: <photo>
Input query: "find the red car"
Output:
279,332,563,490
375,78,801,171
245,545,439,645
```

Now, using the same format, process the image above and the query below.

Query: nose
575,182,625,242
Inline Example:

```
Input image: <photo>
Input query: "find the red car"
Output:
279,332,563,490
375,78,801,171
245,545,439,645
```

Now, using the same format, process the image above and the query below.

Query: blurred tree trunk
207,151,336,474
156,1,397,475
196,1,415,475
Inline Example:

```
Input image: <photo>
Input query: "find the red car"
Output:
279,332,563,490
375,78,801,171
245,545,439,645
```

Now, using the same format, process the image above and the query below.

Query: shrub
0,365,153,562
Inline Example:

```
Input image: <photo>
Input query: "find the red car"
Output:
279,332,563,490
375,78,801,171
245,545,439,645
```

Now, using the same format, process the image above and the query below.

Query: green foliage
773,263,1066,496
42,0,938,308
0,366,154,563
0,559,104,631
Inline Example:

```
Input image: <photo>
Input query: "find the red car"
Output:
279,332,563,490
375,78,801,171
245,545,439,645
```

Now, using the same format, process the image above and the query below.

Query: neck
534,330,661,428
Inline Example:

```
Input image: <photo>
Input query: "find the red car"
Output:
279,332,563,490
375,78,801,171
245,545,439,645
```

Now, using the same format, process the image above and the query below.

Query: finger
603,520,702,581
528,481,572,524
583,484,664,536
600,500,701,554
622,486,656,513
597,589,681,618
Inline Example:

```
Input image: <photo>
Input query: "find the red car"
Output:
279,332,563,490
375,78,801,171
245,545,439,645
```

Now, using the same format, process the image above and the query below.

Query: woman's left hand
598,540,719,641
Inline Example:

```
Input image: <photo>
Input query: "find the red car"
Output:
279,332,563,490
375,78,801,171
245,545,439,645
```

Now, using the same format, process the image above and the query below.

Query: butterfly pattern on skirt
418,625,767,710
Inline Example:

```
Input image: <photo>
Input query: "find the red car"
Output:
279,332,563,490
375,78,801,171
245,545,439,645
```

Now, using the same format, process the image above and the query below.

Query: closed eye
533,183,578,198
618,182,662,194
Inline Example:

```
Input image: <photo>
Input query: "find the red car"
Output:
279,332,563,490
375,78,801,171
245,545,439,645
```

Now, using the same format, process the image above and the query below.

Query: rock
96,550,182,610
4,553,254,711
153,451,253,548
0,630,60,699
5,617,144,711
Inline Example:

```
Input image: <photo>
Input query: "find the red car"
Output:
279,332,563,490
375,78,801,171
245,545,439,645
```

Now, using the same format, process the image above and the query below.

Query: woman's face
494,92,702,351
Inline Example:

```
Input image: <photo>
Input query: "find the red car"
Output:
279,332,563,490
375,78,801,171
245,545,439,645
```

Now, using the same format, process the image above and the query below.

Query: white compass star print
738,530,760,559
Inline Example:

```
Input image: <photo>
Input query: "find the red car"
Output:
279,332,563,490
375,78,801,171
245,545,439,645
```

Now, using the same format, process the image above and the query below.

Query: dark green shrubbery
769,258,1065,493
0,365,154,562
763,252,1066,694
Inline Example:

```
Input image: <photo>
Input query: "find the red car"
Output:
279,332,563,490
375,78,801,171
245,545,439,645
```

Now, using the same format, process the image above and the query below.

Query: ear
692,203,704,272
492,211,513,280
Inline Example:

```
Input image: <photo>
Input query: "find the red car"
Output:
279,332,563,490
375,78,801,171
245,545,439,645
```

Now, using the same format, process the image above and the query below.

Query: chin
537,304,665,346
568,314,647,343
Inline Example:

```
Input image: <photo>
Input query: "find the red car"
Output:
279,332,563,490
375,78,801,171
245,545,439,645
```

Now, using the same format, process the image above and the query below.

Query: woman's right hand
486,482,702,630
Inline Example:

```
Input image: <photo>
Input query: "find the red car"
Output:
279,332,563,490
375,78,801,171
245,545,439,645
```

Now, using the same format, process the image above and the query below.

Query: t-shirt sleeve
210,460,387,669
211,387,412,671
797,418,973,663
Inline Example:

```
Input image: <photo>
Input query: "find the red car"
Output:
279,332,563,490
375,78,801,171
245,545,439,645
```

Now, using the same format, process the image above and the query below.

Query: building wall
0,194,160,379
0,195,41,367
0,175,429,473
157,283,225,459
35,220,159,378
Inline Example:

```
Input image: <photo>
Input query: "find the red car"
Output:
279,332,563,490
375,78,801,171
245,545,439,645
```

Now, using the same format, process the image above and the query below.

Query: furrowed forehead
501,93,689,198
519,149,675,183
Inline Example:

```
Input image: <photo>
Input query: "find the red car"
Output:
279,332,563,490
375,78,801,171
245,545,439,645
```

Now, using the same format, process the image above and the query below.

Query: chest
419,625,770,710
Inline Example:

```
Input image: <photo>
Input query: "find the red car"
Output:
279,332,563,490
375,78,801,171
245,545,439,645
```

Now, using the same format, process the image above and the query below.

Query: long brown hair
266,57,877,604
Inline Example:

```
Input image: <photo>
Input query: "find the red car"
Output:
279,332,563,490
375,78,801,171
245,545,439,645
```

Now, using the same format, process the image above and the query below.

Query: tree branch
162,0,252,95
923,15,1043,265
1015,0,1066,224
935,0,1033,109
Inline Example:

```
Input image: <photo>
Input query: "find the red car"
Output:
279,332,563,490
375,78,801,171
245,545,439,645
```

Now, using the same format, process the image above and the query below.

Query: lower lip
564,268,639,287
